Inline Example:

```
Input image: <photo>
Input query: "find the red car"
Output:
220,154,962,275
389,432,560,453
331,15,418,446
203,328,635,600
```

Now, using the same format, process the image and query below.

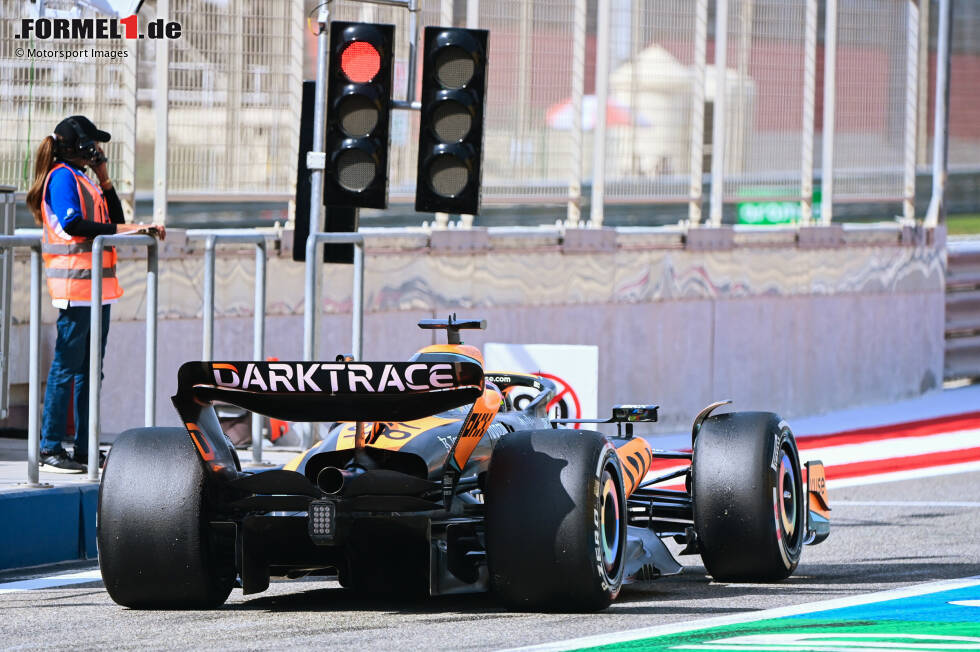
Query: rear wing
172,360,483,476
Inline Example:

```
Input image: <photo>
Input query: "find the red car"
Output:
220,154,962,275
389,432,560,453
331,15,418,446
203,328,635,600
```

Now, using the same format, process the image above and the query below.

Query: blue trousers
41,305,110,456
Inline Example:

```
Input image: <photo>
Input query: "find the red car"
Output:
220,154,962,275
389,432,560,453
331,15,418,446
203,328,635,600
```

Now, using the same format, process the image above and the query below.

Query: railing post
145,241,158,426
303,233,320,367
28,245,44,487
567,0,587,227
902,0,920,223
302,231,323,449
689,0,709,225
88,237,105,482
800,0,818,225
820,0,839,226
352,241,364,360
925,0,952,227
709,0,729,227
87,234,157,481
590,0,611,228
186,230,273,463
252,240,267,464
1,235,49,486
202,234,216,361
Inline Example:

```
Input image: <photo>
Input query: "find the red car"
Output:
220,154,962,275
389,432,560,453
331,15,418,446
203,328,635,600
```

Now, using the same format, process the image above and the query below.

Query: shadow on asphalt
228,586,507,615
218,559,980,615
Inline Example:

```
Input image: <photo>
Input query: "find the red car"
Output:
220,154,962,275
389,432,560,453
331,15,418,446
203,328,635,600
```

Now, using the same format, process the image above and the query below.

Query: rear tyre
486,429,626,611
98,427,235,608
692,412,804,582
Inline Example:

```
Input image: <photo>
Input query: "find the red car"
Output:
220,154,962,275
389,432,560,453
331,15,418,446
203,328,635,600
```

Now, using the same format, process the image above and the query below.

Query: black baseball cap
54,115,111,146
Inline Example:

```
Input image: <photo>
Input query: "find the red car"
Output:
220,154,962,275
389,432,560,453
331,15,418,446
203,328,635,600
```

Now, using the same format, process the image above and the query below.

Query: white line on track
827,461,980,488
832,500,980,508
799,428,980,467
0,569,102,594
505,576,980,652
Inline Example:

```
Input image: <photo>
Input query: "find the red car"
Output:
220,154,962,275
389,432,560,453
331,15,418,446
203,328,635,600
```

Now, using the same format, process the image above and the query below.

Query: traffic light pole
302,2,330,448
302,0,422,447
352,0,422,110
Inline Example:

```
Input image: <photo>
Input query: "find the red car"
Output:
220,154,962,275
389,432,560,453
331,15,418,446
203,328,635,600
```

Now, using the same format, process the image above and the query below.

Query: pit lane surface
2,471,978,651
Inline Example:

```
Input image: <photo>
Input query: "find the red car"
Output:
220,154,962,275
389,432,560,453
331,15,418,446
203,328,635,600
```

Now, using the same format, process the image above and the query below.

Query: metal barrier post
820,0,839,225
0,235,47,487
202,234,216,360
28,247,43,486
708,0,729,227
688,0,708,225
252,240,267,463
145,240,158,426
88,234,158,482
567,0,586,227
186,231,270,464
590,0,611,228
301,232,366,448
800,0,818,225
902,0,920,223
925,0,952,227
352,240,364,360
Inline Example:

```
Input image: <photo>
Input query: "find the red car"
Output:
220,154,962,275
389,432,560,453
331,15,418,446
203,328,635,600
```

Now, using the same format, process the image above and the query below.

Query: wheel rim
600,471,621,574
777,450,797,539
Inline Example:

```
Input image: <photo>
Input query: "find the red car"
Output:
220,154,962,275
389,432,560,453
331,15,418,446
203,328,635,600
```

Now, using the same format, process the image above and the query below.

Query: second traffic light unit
325,21,394,209
415,27,489,216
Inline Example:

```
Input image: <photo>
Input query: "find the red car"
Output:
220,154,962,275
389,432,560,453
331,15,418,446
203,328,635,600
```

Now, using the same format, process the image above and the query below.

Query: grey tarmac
1,471,978,651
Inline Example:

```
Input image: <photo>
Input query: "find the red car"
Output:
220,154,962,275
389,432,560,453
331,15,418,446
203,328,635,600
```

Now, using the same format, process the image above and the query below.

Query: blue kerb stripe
787,585,980,624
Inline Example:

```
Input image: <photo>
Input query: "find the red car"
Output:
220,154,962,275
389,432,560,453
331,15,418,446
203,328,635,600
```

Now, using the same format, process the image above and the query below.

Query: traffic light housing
415,27,489,215
325,21,394,209
293,79,359,264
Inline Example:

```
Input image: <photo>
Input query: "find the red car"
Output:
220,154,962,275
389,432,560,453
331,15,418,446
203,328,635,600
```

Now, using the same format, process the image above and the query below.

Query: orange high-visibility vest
40,163,123,304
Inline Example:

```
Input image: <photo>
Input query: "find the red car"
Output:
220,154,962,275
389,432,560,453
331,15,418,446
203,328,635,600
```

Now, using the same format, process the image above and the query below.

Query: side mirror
611,404,659,423
552,404,659,437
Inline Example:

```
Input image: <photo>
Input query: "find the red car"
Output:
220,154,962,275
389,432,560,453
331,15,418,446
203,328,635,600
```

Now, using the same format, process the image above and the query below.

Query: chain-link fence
138,0,304,197
0,0,138,204
945,0,980,171
478,0,579,203
718,0,812,203
3,0,978,224
829,0,915,204
602,0,701,204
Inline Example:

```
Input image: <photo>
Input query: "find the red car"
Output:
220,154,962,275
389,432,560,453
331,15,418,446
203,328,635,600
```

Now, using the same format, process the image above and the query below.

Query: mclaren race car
98,316,830,611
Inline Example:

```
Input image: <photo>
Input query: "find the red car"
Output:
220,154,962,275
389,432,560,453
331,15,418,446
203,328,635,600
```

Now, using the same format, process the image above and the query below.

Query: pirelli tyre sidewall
98,427,234,609
692,412,805,582
486,429,627,612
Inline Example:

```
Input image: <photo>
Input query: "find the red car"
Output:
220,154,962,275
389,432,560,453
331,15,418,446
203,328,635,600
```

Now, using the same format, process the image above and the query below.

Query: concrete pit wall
3,224,946,434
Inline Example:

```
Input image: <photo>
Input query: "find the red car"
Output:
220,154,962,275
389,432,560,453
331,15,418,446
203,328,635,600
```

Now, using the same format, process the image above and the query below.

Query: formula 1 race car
97,316,830,611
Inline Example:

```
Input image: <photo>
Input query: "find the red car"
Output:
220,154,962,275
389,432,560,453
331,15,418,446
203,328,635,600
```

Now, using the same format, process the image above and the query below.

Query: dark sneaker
73,449,107,470
40,450,86,474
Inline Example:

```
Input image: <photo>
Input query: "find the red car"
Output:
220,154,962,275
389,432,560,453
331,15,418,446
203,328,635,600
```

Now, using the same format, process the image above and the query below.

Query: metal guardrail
0,187,15,421
0,234,45,487
186,230,270,465
302,232,366,449
88,234,159,482
945,239,980,380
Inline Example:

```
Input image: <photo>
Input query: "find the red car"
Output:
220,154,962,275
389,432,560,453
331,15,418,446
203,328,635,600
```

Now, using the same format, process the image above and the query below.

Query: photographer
24,115,165,473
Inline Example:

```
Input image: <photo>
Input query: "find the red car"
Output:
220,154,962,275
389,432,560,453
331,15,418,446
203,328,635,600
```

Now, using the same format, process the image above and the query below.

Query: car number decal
333,416,459,451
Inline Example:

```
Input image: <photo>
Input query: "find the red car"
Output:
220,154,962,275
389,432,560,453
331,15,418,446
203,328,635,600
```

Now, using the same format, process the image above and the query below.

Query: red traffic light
341,41,381,83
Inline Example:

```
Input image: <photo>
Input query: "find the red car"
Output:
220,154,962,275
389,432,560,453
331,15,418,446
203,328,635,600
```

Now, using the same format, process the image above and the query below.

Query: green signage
736,187,822,225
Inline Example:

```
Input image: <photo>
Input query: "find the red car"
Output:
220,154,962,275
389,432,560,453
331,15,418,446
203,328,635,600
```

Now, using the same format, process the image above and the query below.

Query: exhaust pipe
316,466,364,495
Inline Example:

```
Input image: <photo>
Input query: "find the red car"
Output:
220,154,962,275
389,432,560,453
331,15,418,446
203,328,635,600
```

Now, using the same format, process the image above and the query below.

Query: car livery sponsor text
210,362,459,394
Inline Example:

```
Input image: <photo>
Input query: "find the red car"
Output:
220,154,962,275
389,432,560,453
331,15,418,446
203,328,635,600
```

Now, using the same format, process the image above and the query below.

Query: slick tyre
486,429,627,612
98,427,234,608
692,412,805,582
